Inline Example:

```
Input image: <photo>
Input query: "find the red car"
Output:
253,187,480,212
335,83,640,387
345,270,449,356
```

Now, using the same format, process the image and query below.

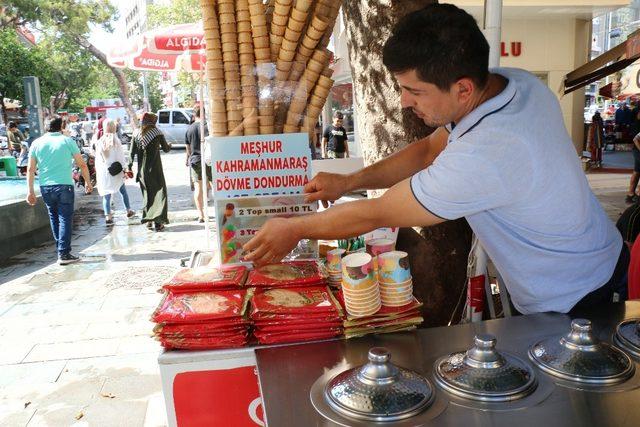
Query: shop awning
564,29,640,95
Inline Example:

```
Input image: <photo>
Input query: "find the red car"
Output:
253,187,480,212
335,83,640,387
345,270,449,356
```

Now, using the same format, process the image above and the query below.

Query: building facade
329,1,630,155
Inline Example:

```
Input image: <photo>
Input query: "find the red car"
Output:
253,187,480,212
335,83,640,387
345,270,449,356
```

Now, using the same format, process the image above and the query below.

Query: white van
156,108,193,147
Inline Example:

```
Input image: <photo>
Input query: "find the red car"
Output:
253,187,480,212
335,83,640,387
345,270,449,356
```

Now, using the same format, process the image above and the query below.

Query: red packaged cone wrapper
152,289,251,323
254,328,342,344
154,323,249,337
251,312,342,324
257,321,343,333
251,286,342,317
246,261,327,288
161,335,248,350
163,265,248,292
254,317,342,327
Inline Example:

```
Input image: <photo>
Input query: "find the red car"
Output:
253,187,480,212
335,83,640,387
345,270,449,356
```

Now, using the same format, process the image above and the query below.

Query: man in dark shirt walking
322,111,349,158
185,106,211,222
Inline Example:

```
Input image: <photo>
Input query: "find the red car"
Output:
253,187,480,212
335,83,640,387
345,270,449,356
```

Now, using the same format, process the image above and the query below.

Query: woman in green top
127,113,172,231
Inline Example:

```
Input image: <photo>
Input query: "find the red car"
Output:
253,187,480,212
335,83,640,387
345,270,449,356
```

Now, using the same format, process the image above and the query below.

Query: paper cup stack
325,248,345,287
341,252,381,317
377,251,413,307
365,237,395,270
199,0,343,137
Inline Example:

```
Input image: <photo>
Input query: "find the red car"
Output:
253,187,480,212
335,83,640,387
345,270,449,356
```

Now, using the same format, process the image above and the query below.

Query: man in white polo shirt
243,4,626,315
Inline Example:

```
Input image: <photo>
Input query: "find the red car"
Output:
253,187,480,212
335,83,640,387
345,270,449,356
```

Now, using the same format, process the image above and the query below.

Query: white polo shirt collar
446,70,517,141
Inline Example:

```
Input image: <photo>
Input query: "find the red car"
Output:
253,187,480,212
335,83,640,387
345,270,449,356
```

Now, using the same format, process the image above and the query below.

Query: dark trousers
570,243,629,314
40,185,75,257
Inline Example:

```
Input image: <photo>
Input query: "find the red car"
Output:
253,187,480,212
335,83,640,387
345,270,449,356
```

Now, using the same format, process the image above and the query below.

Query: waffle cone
283,123,299,133
274,0,293,17
219,2,235,14
259,125,275,134
291,7,308,22
238,32,252,44
237,21,251,33
219,13,235,25
220,23,236,34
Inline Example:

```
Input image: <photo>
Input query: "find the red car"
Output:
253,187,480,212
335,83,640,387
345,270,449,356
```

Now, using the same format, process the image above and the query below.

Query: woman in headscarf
127,112,172,231
95,119,135,225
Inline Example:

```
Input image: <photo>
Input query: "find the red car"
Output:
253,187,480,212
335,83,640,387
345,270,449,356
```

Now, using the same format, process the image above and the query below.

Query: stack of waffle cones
200,0,341,137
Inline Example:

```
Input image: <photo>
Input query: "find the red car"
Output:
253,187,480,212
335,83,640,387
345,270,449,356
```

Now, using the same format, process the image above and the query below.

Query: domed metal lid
434,334,537,402
614,318,640,359
324,347,434,422
529,319,635,385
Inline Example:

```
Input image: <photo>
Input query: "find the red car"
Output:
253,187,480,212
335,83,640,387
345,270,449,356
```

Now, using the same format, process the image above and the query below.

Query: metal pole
483,0,503,68
142,72,150,112
200,70,211,249
465,0,503,322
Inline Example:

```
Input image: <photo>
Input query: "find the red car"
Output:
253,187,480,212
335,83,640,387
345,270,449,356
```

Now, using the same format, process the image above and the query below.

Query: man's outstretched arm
244,178,445,265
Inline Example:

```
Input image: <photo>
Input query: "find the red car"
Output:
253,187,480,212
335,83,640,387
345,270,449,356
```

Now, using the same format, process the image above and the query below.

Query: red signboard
173,367,263,426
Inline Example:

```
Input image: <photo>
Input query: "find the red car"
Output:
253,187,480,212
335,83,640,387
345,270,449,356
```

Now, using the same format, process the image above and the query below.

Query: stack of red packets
162,265,248,293
251,286,343,344
152,265,251,350
246,261,327,288
336,291,424,339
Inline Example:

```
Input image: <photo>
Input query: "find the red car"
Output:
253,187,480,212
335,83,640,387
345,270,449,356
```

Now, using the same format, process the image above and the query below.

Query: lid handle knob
368,347,391,364
358,347,399,384
561,318,598,349
465,334,505,368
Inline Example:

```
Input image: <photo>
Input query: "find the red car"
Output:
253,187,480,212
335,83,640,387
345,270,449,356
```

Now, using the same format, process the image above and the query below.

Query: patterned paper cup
377,251,411,284
381,297,413,307
343,288,380,304
379,280,413,294
380,288,413,300
346,300,382,317
366,238,396,257
345,295,380,311
380,288,413,301
341,280,378,295
326,248,346,272
342,252,376,289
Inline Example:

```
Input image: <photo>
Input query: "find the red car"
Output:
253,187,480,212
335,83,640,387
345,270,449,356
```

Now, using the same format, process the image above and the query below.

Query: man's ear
454,77,476,103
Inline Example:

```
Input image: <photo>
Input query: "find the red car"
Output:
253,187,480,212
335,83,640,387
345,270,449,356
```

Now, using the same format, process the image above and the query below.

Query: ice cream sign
208,133,316,264
210,133,312,198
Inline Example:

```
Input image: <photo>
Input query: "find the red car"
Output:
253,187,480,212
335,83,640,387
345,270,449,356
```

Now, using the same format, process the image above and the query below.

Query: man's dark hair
47,116,63,132
193,105,202,118
333,111,344,120
382,4,489,91
8,121,17,129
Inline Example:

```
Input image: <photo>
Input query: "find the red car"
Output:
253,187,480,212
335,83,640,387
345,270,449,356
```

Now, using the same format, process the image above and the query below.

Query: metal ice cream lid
614,318,640,359
434,334,537,402
324,347,434,422
529,319,635,385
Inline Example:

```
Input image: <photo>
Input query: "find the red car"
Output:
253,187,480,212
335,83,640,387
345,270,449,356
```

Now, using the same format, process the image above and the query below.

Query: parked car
155,108,193,147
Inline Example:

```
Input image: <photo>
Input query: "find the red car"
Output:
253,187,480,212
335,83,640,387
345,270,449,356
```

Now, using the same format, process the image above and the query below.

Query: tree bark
342,0,473,327
74,37,139,128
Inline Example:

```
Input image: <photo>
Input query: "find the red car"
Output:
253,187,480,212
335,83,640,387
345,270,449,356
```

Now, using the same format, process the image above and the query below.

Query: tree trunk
342,0,473,327
74,37,139,128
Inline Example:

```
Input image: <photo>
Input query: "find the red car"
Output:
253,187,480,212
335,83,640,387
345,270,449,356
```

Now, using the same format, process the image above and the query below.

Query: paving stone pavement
0,151,214,427
0,150,634,426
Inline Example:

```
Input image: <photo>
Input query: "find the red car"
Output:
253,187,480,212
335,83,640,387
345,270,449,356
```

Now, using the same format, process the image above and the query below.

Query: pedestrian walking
26,116,93,265
322,112,349,158
82,117,93,145
184,105,211,223
587,111,604,168
95,119,135,225
127,112,171,231
7,121,24,156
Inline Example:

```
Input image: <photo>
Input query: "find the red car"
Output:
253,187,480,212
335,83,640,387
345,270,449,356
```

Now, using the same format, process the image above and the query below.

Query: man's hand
304,172,349,208
26,192,36,206
85,182,93,194
243,218,301,266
